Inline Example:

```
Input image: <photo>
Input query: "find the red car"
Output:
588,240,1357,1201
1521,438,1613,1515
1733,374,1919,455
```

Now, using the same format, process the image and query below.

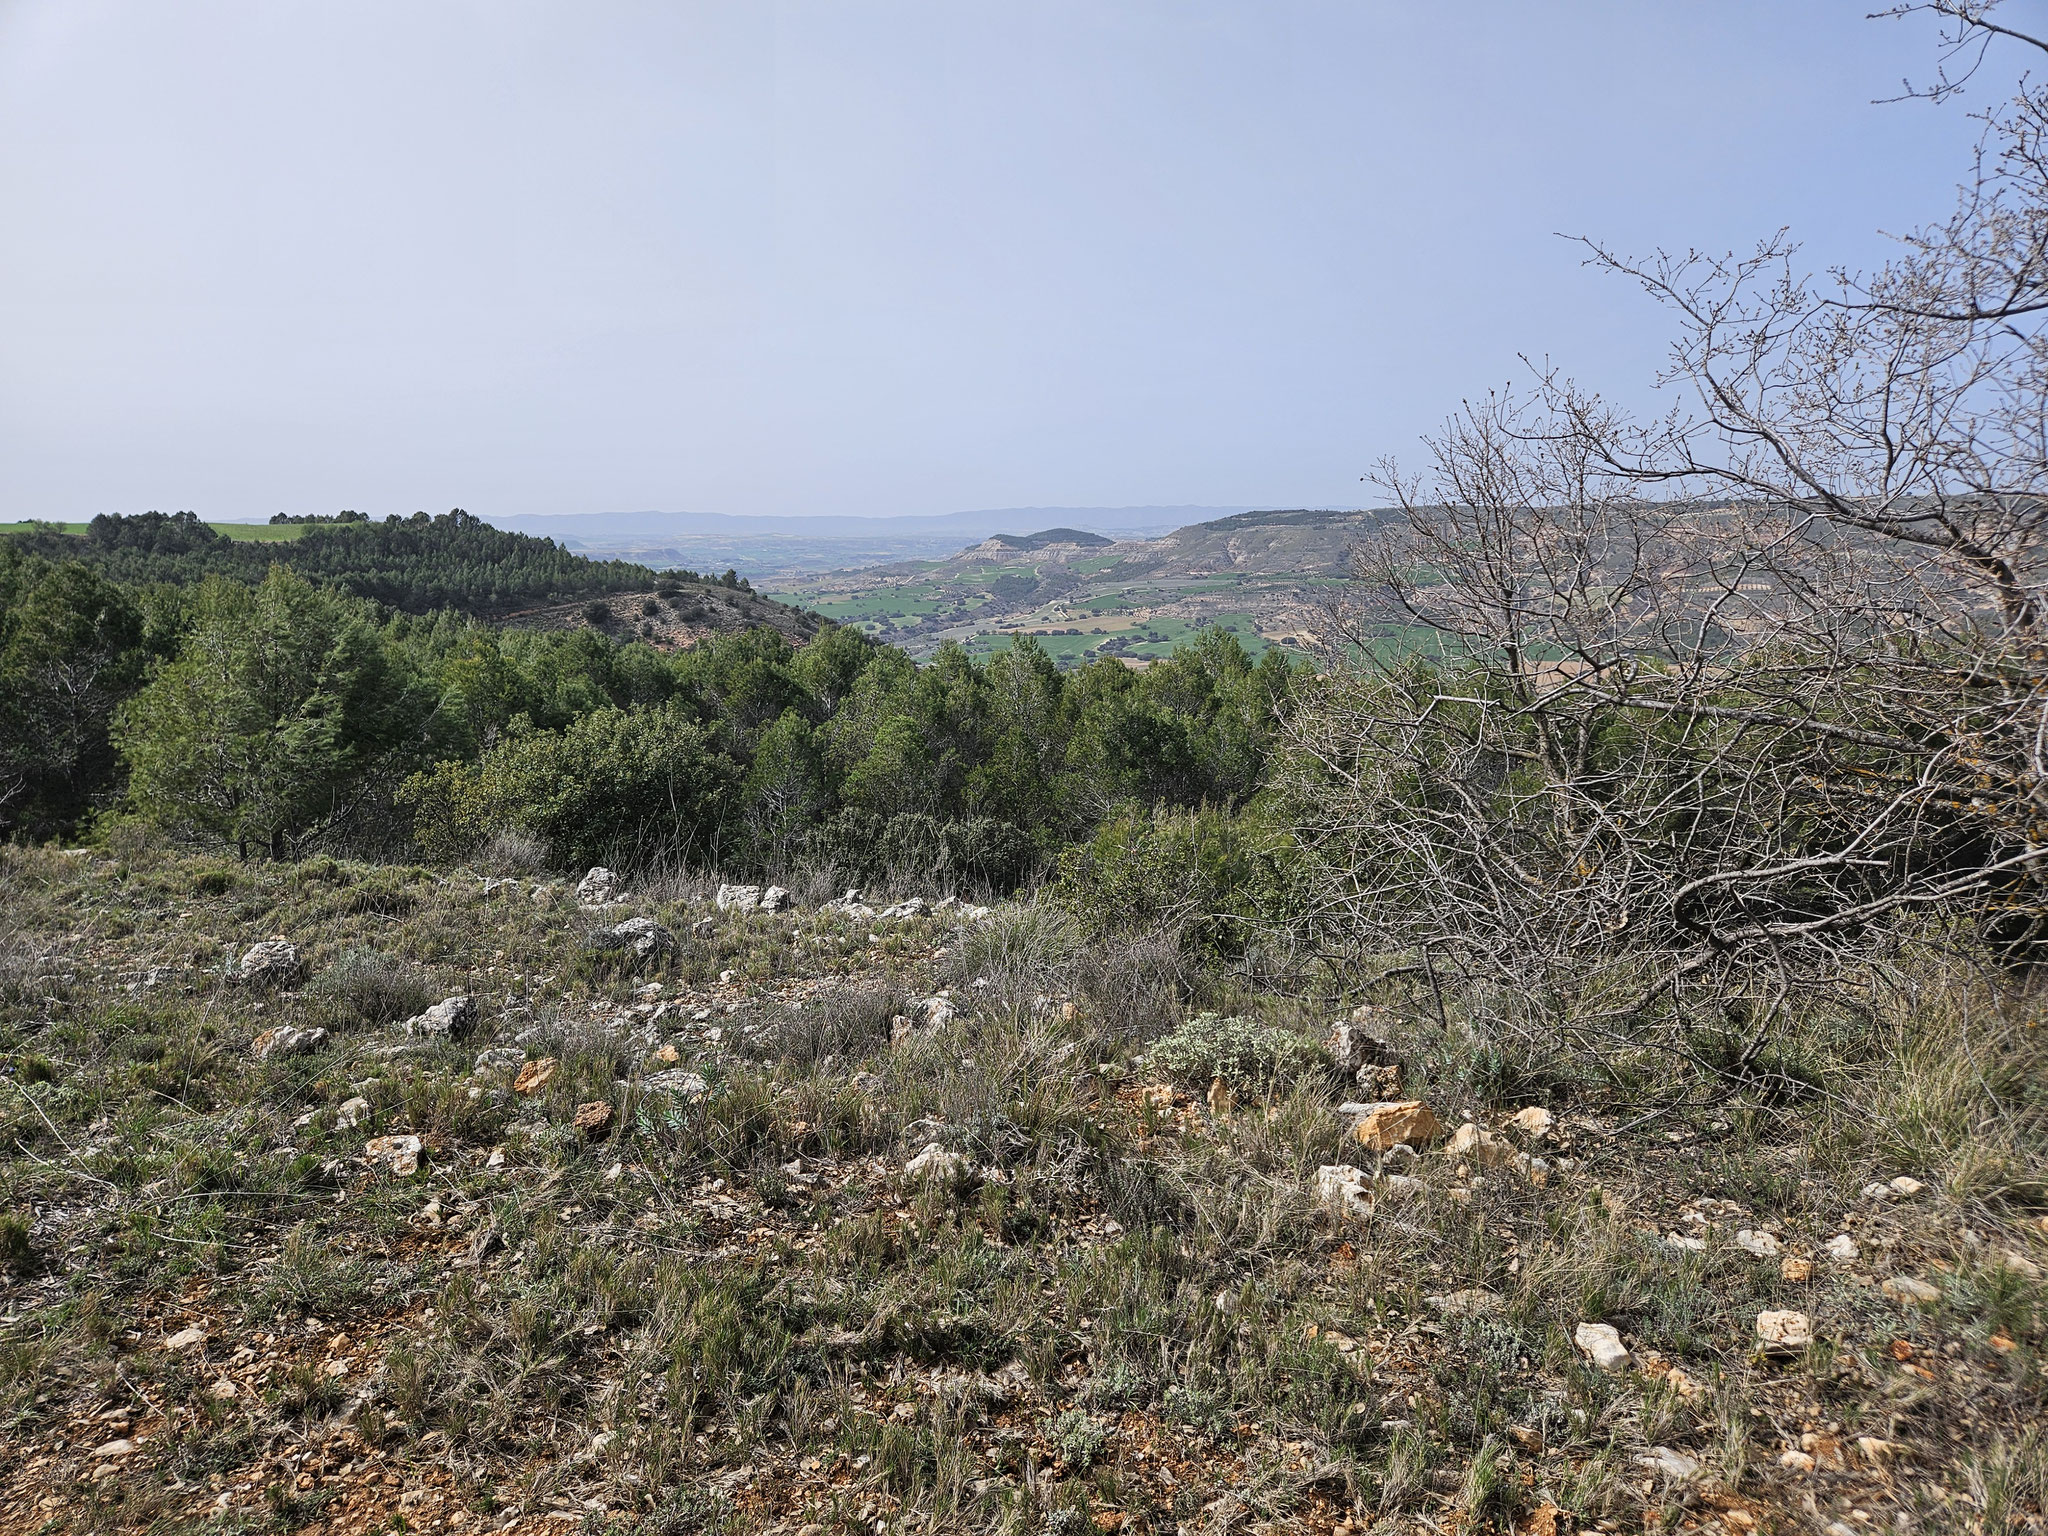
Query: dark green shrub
0,1211,33,1273
1051,803,1272,955
401,703,733,867
804,809,1037,892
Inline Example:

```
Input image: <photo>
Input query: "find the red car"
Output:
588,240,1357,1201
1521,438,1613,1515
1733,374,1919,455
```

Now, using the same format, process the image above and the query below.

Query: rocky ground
0,838,2043,1535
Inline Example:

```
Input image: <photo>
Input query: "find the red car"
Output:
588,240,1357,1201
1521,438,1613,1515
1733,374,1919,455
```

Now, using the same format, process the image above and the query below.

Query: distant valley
486,506,1246,581
769,506,1381,664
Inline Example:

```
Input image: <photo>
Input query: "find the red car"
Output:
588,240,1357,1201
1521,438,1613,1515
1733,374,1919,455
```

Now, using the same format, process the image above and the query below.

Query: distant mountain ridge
489,505,1245,542
479,505,1258,581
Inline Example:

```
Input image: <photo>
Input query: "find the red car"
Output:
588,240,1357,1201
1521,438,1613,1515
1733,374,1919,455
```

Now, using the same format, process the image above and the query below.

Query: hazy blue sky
0,2,2005,522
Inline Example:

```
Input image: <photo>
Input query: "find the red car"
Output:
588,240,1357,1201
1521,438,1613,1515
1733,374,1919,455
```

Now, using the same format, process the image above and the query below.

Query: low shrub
0,1212,33,1274
1139,1012,1327,1096
307,949,435,1028
1050,803,1274,956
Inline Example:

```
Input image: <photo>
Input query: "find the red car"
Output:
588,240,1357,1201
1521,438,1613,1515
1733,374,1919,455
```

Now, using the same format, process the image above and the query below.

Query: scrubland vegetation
11,6,2048,1534
0,830,2041,1536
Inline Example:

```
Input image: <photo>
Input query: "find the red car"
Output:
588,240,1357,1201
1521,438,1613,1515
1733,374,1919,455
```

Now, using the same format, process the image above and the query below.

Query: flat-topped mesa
973,528,1114,554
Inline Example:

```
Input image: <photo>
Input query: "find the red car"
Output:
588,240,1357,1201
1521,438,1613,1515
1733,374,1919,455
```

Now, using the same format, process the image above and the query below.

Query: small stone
207,1379,237,1401
1573,1322,1630,1373
573,1101,614,1137
1663,1233,1707,1253
1800,1431,1843,1464
1316,1165,1373,1221
1855,1436,1896,1461
1735,1228,1780,1258
1326,1021,1399,1085
1446,1121,1516,1167
1996,1247,2043,1279
905,1143,972,1181
1354,1100,1444,1151
715,883,764,913
1824,1233,1861,1262
92,1438,136,1458
251,1024,328,1061
1376,1172,1424,1202
1888,1176,1925,1198
365,1133,423,1176
513,1057,558,1096
1756,1309,1813,1352
1881,1275,1940,1304
400,995,479,1040
1663,1366,1703,1399
589,917,673,961
643,1069,710,1100
576,867,621,904
1781,1255,1813,1282
235,939,301,985
1778,1449,1815,1473
165,1327,208,1352
1861,1181,1894,1202
1638,1446,1698,1481
1505,1105,1553,1139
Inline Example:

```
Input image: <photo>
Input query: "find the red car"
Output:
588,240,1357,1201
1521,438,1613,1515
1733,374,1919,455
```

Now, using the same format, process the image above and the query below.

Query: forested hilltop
3,509,699,617
1,526,1294,901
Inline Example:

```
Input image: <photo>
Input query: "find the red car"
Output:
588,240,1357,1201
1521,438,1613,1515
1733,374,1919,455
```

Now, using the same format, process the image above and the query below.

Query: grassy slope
0,840,2043,1533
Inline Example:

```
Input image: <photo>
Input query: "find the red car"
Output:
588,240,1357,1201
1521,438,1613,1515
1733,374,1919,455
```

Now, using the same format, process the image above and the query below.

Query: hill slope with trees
0,509,759,618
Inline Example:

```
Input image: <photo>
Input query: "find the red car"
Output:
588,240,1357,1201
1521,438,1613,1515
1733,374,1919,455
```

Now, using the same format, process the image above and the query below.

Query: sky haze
0,1,1994,524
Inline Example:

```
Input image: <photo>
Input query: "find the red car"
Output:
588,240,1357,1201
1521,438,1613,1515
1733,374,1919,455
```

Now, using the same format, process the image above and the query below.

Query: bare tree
1280,6,2048,1103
